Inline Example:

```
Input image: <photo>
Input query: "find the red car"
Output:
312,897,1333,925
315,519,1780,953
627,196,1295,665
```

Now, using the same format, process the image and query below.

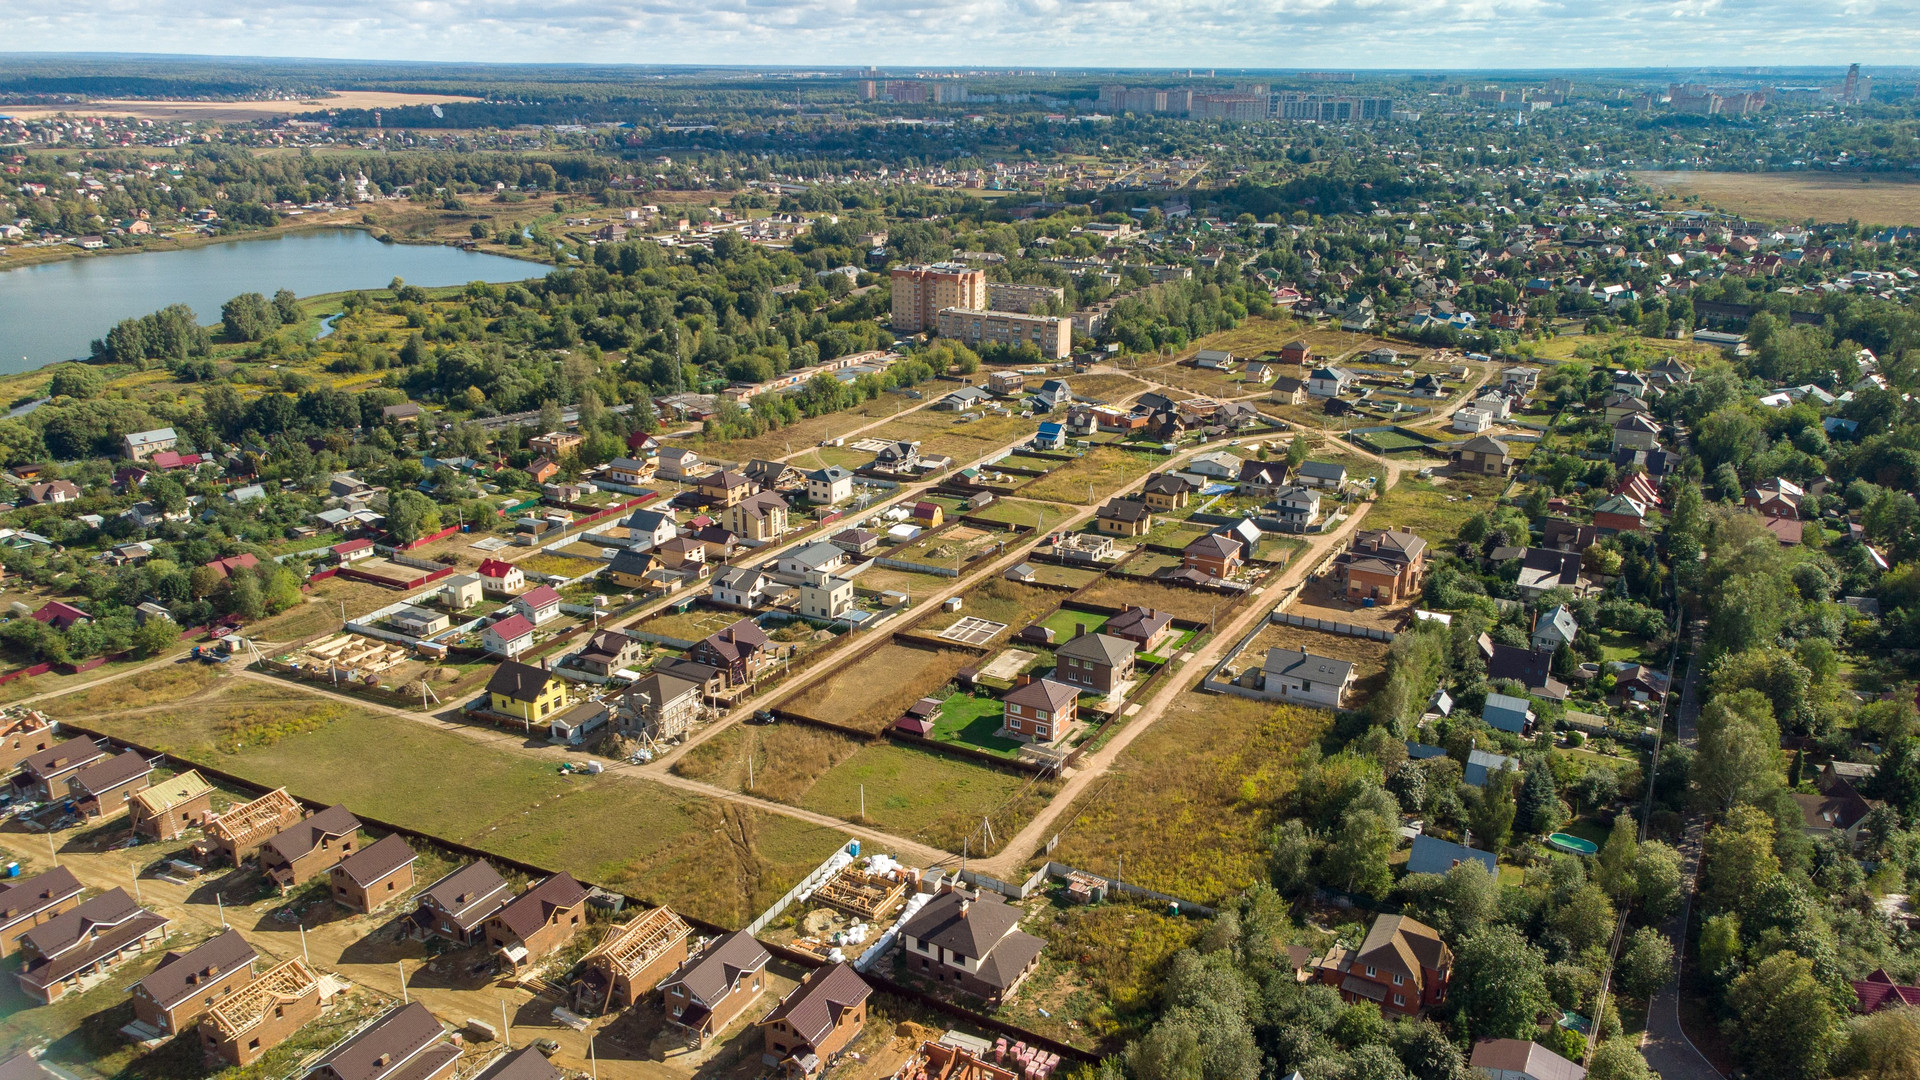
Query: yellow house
487,661,567,722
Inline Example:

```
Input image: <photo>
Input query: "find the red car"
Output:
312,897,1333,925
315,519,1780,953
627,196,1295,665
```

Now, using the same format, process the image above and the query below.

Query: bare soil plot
1038,693,1333,905
780,643,977,732
1281,574,1415,633
1638,170,1920,228
1239,623,1394,701
1074,578,1240,624
1020,447,1165,504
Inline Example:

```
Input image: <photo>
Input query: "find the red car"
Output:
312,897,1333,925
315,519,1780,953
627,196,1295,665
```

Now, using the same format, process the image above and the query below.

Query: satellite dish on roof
431,105,444,118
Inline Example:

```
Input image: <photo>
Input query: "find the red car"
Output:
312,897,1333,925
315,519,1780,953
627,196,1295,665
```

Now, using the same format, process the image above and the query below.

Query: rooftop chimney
1074,623,1086,639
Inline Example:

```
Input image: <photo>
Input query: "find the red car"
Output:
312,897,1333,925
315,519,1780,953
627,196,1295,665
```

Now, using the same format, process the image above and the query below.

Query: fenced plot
780,643,980,733
940,617,1010,647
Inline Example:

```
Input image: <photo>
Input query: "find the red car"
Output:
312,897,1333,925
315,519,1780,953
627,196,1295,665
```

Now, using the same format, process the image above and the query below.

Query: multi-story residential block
933,308,1071,359
890,264,986,333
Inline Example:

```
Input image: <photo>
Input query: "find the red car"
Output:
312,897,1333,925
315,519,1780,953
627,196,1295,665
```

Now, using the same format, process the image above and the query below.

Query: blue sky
9,0,1920,67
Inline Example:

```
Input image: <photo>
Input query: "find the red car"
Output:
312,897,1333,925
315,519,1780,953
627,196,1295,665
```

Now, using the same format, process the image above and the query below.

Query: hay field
1638,170,1920,228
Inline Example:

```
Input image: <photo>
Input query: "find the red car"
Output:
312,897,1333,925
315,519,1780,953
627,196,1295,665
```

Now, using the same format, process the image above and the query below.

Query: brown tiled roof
0,866,84,926
311,1002,454,1080
1055,632,1135,669
662,930,769,1007
334,834,418,888
486,661,554,701
17,738,105,780
1469,1039,1586,1080
471,1047,562,1080
1003,678,1078,714
491,873,587,941
415,862,511,931
761,962,870,1045
135,928,255,1009
263,805,360,864
69,750,153,797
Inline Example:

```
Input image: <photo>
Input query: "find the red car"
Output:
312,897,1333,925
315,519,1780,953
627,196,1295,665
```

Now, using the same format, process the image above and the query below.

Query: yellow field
4,92,479,122
1637,170,1920,228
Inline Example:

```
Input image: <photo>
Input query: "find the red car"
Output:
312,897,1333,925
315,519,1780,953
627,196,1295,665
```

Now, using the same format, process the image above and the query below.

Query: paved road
1641,624,1726,1080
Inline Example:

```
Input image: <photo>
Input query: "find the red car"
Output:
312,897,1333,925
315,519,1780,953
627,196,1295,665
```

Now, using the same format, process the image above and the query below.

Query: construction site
200,958,337,1067
200,787,306,866
265,634,446,705
763,855,917,963
569,905,695,1015
812,863,911,921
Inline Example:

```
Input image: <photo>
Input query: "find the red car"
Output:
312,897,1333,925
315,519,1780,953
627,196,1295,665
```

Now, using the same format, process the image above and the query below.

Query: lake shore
0,212,556,273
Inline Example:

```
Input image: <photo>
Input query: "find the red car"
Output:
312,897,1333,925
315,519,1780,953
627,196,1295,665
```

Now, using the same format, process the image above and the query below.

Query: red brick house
410,861,512,946
898,887,1046,1003
307,1003,457,1080
485,872,589,969
130,928,257,1037
1311,914,1453,1017
330,834,418,913
260,805,361,888
0,710,56,776
1181,533,1244,579
1106,606,1175,653
1001,677,1078,745
1334,527,1428,602
0,867,85,960
199,957,325,1068
570,905,693,1013
760,962,871,1078
661,930,770,1047
67,750,154,820
16,889,169,1004
1053,629,1136,695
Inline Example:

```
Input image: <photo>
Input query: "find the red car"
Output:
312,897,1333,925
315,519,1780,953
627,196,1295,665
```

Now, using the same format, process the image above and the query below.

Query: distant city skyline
6,0,1920,69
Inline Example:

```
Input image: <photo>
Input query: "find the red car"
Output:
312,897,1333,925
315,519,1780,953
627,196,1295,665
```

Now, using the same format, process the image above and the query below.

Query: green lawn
1596,628,1652,664
928,691,1023,757
801,743,1056,856
1253,536,1307,563
968,498,1077,532
65,693,841,927
1030,563,1104,589
1020,446,1166,504
1366,471,1508,540
1141,519,1210,550
1141,630,1198,664
1040,608,1109,638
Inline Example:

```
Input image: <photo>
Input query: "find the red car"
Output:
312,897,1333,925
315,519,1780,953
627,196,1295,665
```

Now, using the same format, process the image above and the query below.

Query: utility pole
399,961,408,1004
300,924,310,964
501,999,511,1045
129,861,142,903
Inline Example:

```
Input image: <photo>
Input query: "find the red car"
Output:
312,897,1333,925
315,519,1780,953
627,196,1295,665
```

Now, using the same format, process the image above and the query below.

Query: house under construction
198,958,327,1068
570,906,694,1015
280,635,411,687
813,865,909,920
898,1042,1019,1080
204,788,305,866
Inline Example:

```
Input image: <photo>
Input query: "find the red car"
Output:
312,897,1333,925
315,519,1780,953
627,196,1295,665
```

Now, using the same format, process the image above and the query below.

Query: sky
9,0,1920,68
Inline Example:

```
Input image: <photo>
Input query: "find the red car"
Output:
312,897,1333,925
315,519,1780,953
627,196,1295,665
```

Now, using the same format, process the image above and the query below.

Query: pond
0,228,545,374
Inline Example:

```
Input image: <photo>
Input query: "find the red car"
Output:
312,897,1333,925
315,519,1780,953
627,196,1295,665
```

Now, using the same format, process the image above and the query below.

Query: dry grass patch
1238,623,1394,703
1020,447,1165,505
1039,695,1331,905
1638,170,1920,228
908,579,1059,641
1074,578,1242,625
43,663,221,716
779,643,977,733
1067,373,1150,402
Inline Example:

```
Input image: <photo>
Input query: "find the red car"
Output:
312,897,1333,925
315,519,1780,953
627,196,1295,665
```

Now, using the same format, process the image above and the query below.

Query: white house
514,585,564,625
1187,451,1245,480
799,573,855,621
1532,605,1579,651
712,567,767,610
1451,408,1495,434
805,467,854,506
1307,366,1356,398
1254,648,1355,709
483,613,536,658
625,509,678,549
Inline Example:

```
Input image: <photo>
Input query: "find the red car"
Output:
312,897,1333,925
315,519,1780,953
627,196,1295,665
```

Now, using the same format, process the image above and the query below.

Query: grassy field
65,689,842,926
41,662,222,715
868,409,1035,463
852,566,952,601
1029,563,1104,589
1066,373,1150,402
997,900,1205,1052
909,579,1061,641
1075,578,1239,625
673,724,1053,855
682,393,920,463
1364,470,1508,540
1638,170,1920,228
1039,608,1109,639
779,643,977,732
1037,693,1332,905
967,498,1078,532
926,691,1023,757
1021,447,1166,504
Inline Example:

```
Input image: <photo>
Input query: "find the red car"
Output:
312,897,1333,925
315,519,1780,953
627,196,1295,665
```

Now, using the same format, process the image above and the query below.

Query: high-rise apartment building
891,263,987,333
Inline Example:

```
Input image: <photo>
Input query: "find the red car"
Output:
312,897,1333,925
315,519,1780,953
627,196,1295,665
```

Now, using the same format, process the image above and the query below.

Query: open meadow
1035,693,1332,905
1638,170,1920,227
778,642,977,732
52,683,842,926
672,724,1055,856
1020,446,1166,504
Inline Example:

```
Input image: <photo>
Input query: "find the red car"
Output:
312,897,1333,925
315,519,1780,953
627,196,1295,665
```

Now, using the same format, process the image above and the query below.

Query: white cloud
7,0,1919,66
